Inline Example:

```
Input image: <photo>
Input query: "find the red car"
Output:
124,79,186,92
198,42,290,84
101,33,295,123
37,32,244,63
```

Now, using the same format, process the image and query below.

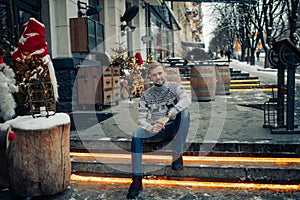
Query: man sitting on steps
126,62,191,199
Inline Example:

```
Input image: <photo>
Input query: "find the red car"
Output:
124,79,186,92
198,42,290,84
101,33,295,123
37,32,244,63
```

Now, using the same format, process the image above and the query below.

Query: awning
151,3,181,31
167,4,181,31
181,41,205,48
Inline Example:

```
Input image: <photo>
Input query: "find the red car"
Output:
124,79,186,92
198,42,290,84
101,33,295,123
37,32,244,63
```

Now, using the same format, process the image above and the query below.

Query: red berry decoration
8,131,16,140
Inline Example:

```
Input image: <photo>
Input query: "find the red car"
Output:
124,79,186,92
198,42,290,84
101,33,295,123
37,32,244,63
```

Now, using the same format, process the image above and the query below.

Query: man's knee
179,109,190,123
132,128,146,138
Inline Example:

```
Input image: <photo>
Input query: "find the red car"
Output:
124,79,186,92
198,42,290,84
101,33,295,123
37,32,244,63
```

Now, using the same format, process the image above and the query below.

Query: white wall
104,0,148,60
131,1,147,60
49,0,80,58
48,0,150,60
105,0,126,57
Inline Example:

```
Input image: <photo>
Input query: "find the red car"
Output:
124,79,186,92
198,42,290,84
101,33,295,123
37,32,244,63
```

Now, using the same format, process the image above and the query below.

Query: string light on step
70,174,300,191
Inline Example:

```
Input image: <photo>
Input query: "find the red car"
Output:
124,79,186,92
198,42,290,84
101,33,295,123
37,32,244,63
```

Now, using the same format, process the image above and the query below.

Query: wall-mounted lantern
120,5,139,35
77,0,102,18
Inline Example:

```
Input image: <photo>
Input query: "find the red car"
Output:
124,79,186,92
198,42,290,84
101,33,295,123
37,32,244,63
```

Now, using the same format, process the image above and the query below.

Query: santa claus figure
12,18,58,116
0,56,18,122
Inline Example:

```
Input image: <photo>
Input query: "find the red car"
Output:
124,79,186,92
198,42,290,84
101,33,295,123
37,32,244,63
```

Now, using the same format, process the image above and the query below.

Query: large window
150,10,173,61
17,8,39,35
88,18,104,52
19,10,32,25
89,0,104,52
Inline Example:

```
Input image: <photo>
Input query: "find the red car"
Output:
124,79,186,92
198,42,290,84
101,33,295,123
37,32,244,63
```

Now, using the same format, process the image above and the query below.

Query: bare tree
209,3,239,58
207,0,300,67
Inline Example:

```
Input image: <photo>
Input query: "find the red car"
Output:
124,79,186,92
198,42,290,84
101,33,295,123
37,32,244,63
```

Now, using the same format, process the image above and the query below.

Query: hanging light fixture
77,0,102,18
120,5,139,35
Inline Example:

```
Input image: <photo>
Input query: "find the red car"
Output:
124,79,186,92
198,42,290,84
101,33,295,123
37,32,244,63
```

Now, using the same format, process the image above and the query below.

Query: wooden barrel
166,67,181,83
190,62,216,101
215,64,231,95
0,124,9,189
6,113,71,197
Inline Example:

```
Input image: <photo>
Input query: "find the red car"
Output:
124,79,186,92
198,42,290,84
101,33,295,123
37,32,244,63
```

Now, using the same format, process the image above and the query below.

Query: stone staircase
181,68,275,93
229,68,275,91
69,67,299,187
70,139,300,184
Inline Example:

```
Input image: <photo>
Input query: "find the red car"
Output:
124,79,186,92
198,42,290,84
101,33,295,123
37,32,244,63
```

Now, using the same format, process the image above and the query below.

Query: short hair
148,62,165,72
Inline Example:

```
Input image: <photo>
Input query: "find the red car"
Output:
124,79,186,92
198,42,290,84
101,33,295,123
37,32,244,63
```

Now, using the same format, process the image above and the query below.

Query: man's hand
151,123,163,133
151,116,170,133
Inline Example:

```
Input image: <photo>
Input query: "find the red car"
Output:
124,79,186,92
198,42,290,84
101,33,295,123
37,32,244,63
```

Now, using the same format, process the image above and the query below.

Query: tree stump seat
5,113,71,197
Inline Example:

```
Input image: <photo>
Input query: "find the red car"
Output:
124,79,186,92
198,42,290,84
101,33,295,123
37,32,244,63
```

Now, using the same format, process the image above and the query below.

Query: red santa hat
12,18,48,61
11,18,58,101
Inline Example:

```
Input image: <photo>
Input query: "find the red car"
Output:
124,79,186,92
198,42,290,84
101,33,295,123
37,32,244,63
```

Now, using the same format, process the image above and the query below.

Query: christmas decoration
126,55,144,97
8,131,15,141
110,41,127,76
12,18,48,61
11,18,58,116
110,46,157,98
0,18,18,122
0,20,15,59
0,57,18,122
145,52,153,63
135,52,144,65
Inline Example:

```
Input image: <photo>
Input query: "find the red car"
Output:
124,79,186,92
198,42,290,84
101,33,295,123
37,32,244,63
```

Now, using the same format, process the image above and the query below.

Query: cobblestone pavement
1,181,300,200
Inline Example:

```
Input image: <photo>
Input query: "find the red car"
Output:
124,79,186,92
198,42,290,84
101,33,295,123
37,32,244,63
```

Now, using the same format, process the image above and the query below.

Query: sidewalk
1,181,299,200
70,59,300,144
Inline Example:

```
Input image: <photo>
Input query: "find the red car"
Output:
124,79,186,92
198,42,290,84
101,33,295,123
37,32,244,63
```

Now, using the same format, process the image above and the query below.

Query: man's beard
154,79,165,87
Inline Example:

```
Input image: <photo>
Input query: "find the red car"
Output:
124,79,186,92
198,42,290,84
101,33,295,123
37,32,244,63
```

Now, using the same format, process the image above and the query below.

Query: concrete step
230,76,259,80
70,139,300,157
230,69,242,75
70,152,300,184
183,80,264,89
230,83,260,88
181,81,191,86
230,79,260,85
181,81,191,91
230,68,251,79
230,84,275,89
230,73,250,78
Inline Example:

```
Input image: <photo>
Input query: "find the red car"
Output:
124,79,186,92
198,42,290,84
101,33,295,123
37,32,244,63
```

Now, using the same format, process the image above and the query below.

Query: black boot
126,176,143,199
172,155,183,170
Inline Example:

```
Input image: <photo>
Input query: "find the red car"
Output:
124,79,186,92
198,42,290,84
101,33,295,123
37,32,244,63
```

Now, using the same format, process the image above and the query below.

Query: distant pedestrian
256,50,260,61
225,50,232,63
126,62,191,199
220,50,224,58
208,50,213,59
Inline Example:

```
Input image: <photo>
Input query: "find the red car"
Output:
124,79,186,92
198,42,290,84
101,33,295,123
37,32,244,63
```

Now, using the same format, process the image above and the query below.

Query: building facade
1,0,203,62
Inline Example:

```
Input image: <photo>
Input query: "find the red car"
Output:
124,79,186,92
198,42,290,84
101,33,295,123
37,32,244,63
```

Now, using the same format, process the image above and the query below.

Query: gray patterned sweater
137,81,191,132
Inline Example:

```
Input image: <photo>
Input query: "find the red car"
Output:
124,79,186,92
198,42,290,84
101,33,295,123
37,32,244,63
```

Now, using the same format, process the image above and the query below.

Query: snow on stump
5,113,71,197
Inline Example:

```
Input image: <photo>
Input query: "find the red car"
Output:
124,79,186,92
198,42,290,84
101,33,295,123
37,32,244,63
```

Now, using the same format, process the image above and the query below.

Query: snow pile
5,113,70,130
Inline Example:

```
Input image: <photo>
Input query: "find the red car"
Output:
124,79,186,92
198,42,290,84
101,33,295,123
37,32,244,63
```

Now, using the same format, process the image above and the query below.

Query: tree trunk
0,124,9,189
241,47,246,61
250,48,256,66
264,49,271,68
6,113,71,197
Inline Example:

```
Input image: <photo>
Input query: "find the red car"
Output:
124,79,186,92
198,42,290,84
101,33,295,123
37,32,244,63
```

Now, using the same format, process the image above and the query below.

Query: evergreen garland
0,21,15,58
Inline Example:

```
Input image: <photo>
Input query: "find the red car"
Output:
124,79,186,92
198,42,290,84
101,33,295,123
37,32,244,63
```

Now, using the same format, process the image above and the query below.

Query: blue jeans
130,109,190,176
